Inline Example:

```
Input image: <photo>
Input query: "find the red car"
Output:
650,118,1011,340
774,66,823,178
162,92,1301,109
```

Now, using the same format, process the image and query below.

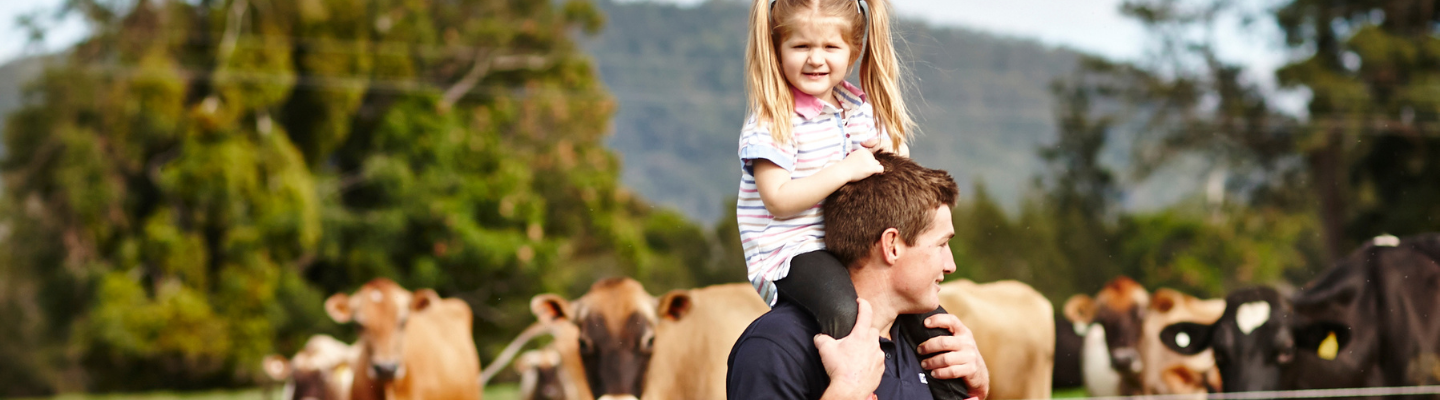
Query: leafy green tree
0,0,712,393
1274,0,1440,258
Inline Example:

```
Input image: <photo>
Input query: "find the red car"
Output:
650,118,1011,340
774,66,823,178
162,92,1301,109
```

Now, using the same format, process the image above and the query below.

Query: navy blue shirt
726,300,935,400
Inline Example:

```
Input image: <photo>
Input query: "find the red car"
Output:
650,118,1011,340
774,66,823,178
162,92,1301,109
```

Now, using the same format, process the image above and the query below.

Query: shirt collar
792,81,868,120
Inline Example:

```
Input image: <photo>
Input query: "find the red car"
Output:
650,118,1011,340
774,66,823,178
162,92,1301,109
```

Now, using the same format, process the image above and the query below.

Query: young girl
736,0,968,398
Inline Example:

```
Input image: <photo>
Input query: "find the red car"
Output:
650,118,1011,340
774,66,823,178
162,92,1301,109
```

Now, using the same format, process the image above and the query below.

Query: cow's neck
351,344,388,400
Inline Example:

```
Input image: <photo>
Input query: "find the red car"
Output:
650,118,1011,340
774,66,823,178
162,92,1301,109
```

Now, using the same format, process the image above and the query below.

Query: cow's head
1160,287,1351,392
1065,276,1150,377
325,278,439,381
517,348,575,400
1139,289,1226,395
262,334,357,400
531,277,657,400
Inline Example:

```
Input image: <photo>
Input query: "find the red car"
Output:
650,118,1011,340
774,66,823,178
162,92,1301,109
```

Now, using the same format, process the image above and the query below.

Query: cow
510,319,590,400
1053,315,1086,390
263,334,359,400
516,348,578,400
324,278,482,400
1137,288,1224,396
645,283,769,400
938,279,1055,400
529,277,659,400
1162,234,1440,393
529,279,768,400
1079,322,1123,396
1063,276,1151,395
532,278,1049,400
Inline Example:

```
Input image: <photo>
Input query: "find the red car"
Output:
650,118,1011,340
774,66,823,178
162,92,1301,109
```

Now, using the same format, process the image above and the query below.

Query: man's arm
813,299,885,400
915,313,991,400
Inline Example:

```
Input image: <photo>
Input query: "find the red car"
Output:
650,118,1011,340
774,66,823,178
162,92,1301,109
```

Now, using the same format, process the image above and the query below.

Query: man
727,152,992,400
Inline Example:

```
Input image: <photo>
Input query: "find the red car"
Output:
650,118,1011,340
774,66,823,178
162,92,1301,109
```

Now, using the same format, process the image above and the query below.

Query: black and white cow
1162,234,1440,393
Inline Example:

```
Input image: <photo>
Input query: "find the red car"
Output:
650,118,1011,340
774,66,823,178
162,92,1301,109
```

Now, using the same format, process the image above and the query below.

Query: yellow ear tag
333,363,352,377
1318,332,1339,360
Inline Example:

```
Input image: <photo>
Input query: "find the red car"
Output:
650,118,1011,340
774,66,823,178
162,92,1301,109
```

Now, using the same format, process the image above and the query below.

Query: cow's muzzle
371,361,401,380
597,396,640,400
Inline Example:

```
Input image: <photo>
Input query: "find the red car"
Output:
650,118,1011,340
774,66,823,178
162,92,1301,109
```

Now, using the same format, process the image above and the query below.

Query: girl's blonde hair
745,0,913,150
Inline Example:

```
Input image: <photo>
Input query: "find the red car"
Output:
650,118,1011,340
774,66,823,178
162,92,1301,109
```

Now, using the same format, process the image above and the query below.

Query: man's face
892,206,957,313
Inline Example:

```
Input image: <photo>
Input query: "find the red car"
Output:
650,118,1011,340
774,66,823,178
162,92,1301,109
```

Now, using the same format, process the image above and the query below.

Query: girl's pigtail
858,0,913,151
746,0,795,144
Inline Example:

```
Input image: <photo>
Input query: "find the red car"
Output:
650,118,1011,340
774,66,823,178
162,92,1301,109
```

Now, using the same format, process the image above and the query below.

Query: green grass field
21,383,522,400
27,385,1087,400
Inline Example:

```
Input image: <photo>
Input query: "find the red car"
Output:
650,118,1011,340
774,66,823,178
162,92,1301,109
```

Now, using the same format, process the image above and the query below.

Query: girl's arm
753,150,883,219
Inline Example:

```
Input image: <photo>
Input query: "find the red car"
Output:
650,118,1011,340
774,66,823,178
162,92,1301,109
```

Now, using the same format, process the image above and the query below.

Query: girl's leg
774,250,860,339
897,307,971,400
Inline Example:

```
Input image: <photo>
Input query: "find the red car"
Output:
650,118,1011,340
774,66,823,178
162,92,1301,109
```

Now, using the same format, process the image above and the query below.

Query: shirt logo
919,373,928,384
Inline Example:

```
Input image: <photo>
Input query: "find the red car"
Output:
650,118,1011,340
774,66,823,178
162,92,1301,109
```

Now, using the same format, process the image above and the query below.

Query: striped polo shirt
737,81,882,305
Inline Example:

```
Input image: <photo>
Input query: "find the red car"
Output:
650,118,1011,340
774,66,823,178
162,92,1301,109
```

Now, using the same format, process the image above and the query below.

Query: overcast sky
0,0,1307,113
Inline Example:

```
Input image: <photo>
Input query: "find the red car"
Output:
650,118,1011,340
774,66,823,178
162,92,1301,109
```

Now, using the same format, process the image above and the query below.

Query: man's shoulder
727,302,829,400
736,301,821,349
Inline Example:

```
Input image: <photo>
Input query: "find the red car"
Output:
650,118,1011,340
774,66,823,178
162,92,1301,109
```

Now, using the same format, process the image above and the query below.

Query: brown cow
530,277,657,400
1138,289,1225,397
644,283,769,400
939,279,1054,400
516,348,578,400
529,280,770,400
263,334,359,400
1064,276,1151,395
325,278,482,400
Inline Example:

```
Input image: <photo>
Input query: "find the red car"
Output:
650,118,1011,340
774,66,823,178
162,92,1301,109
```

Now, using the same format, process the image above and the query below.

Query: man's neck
850,267,900,340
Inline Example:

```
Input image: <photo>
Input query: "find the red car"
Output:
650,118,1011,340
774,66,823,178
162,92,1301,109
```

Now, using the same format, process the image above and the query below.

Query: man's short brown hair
823,152,959,268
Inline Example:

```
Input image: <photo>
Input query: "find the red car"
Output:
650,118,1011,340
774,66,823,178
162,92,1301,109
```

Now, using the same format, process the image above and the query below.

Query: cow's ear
325,293,353,323
412,289,441,312
262,354,291,380
1151,288,1184,313
531,294,574,323
1160,322,1214,355
1064,294,1096,324
1294,321,1351,360
657,290,694,321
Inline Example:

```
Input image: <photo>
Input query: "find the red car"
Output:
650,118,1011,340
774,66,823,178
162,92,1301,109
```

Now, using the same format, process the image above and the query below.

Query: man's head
824,152,959,312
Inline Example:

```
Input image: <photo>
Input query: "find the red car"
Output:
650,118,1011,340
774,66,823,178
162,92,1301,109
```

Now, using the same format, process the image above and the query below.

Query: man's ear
325,293,353,323
531,294,574,324
879,227,903,264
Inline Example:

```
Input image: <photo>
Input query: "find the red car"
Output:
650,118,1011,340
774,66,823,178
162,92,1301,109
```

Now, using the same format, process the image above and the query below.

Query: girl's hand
860,137,887,153
860,137,909,157
840,148,883,182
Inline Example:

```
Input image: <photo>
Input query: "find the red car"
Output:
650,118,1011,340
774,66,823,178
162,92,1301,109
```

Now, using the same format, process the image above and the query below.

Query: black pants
775,250,971,400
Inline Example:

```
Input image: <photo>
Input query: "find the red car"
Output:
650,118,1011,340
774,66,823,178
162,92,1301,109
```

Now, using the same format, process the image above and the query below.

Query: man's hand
814,299,884,400
916,314,990,400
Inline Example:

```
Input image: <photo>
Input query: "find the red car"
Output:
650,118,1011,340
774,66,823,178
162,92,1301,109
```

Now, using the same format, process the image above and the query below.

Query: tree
0,0,711,393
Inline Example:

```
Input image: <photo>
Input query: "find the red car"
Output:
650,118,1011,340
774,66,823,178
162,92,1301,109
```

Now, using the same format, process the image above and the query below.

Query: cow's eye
640,331,655,352
578,337,595,355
